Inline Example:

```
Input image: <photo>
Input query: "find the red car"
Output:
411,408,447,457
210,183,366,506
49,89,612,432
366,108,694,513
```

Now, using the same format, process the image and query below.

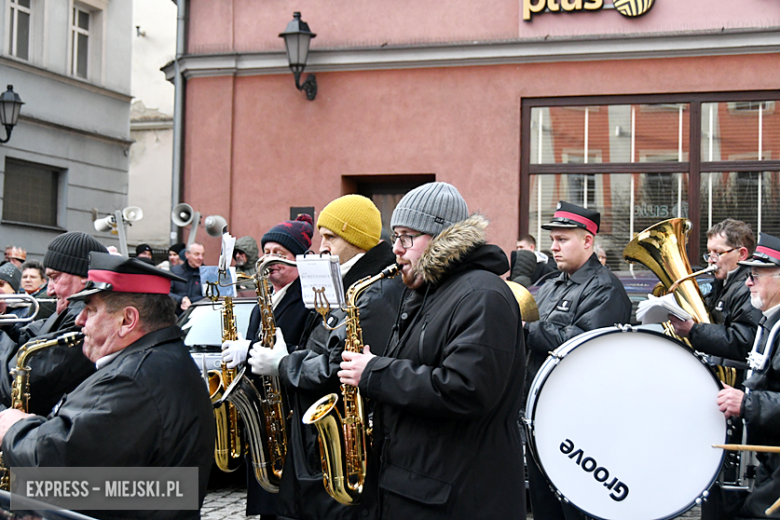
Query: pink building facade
166,0,780,266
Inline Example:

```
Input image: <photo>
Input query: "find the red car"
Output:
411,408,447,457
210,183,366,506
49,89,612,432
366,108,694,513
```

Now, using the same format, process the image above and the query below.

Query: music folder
295,254,345,310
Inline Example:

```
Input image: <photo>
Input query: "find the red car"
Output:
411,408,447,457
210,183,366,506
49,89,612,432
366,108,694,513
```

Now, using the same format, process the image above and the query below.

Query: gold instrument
0,331,84,490
0,294,40,324
216,255,295,492
505,280,540,322
622,218,735,385
208,292,243,473
302,263,399,505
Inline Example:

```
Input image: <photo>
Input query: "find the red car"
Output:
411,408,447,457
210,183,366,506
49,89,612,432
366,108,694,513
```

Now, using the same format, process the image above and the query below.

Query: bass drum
524,327,727,520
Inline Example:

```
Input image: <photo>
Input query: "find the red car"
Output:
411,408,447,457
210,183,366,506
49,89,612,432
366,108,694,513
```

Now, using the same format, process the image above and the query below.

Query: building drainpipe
170,0,187,245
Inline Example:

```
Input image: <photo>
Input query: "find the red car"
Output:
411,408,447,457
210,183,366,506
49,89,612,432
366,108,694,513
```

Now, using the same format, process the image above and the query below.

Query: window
70,5,90,79
2,158,60,227
8,0,31,60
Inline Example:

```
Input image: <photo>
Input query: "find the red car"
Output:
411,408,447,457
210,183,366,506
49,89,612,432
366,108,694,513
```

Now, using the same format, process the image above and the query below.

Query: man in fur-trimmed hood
340,182,527,520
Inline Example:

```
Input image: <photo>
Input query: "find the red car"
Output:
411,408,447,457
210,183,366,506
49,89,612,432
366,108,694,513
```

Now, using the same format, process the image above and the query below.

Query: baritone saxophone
0,331,84,490
302,263,399,505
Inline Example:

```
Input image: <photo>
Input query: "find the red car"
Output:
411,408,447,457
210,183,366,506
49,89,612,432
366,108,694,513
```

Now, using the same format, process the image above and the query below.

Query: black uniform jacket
0,301,96,416
737,310,780,518
276,241,405,520
525,254,631,398
359,215,526,520
2,325,215,520
688,265,761,361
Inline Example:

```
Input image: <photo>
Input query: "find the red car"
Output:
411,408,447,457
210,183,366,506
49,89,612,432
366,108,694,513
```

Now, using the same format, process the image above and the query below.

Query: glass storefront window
701,101,780,162
530,104,690,165
529,172,689,272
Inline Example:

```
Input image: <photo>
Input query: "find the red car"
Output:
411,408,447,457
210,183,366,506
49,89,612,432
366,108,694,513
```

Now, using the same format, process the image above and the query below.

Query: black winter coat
736,310,780,518
169,262,204,306
0,301,96,416
360,216,526,520
525,254,631,399
2,325,215,520
276,241,405,520
688,265,761,362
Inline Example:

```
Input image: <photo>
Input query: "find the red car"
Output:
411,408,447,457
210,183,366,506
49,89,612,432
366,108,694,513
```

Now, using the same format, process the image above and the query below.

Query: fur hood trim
416,214,488,286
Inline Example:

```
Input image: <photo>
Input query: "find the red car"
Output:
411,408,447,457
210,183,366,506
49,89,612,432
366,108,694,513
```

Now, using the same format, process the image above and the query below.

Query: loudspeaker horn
204,215,228,237
172,203,194,227
123,206,144,222
94,215,116,233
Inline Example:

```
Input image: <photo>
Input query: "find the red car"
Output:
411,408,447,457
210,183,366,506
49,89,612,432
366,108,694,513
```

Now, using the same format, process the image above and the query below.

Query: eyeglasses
390,232,424,249
748,270,780,283
702,247,737,263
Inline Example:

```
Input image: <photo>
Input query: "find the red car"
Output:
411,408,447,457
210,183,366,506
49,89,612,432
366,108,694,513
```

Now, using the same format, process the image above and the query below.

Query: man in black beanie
0,231,107,416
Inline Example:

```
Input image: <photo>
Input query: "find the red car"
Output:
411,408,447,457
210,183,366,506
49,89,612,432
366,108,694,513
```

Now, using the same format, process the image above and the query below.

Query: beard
751,294,764,310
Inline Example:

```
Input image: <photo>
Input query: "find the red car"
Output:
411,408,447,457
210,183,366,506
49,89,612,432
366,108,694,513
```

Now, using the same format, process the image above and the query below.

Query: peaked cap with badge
69,252,185,301
541,201,600,235
739,232,780,268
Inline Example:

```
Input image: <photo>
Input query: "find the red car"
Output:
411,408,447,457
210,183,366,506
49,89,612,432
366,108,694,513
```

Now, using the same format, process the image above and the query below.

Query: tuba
0,331,84,490
216,255,296,492
622,218,735,385
208,294,243,473
302,263,399,505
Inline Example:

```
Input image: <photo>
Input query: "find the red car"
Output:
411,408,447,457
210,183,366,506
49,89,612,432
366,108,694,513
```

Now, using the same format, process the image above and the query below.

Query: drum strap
704,355,748,370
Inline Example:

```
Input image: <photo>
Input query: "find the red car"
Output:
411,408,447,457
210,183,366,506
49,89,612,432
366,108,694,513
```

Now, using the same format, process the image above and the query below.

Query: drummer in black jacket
717,233,780,518
525,201,631,520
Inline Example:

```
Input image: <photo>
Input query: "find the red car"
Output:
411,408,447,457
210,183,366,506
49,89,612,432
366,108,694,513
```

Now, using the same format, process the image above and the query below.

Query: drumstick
766,496,780,516
713,444,780,453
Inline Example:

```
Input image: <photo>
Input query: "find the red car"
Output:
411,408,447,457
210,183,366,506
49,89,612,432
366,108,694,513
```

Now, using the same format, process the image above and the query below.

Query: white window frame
67,0,106,84
6,0,32,61
69,4,90,78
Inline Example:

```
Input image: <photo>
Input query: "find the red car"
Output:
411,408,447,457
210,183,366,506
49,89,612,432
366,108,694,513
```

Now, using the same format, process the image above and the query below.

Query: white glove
247,329,288,377
221,337,251,369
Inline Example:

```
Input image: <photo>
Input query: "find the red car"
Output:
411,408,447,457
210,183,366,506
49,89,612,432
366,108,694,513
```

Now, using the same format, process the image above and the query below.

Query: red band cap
756,245,780,262
89,270,171,294
553,210,598,235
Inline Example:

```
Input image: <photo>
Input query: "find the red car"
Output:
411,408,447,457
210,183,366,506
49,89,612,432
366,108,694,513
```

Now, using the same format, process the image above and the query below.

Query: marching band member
339,183,526,520
525,201,630,520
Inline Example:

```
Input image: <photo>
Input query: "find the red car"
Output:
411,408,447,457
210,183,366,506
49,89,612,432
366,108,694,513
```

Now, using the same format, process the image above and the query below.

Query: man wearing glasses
716,232,780,519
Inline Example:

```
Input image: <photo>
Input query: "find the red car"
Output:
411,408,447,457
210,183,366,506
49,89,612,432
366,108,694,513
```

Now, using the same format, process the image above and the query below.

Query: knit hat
317,195,382,251
43,232,108,278
0,262,21,292
136,243,152,256
391,182,469,237
7,247,26,263
168,242,186,255
262,215,315,257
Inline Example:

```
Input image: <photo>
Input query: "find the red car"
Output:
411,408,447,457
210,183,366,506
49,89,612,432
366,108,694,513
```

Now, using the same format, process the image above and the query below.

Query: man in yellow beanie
249,194,405,520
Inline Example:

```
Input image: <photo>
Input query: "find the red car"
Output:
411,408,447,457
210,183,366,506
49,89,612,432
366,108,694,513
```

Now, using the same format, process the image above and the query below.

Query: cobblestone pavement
201,485,703,520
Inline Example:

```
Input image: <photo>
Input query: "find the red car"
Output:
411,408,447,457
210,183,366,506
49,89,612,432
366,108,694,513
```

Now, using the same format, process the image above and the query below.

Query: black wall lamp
279,12,317,101
0,85,23,144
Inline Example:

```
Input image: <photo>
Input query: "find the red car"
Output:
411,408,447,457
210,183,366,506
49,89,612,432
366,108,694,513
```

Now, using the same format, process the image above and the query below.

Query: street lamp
279,12,317,101
0,85,23,144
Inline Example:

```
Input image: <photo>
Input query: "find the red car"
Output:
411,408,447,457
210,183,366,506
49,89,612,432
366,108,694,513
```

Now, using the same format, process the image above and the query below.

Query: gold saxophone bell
623,218,735,386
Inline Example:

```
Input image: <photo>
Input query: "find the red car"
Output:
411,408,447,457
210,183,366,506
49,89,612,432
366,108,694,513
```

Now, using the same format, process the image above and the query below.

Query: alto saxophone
216,255,295,492
0,331,84,490
302,263,399,505
209,295,243,473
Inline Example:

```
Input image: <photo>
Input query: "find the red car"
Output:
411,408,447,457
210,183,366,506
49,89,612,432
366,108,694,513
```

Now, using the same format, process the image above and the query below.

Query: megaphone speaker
94,215,116,233
123,206,144,222
172,203,194,227
204,215,228,237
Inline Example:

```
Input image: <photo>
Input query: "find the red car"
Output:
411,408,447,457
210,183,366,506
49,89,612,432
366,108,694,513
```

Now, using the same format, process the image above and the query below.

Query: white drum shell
525,327,727,520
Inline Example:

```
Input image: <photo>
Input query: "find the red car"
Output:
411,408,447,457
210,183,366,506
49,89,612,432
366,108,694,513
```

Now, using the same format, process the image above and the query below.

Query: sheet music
296,254,345,310
636,293,693,324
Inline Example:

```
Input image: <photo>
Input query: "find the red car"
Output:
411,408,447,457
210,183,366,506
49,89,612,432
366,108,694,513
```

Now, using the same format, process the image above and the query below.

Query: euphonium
0,331,84,490
623,217,735,385
209,296,243,473
302,263,399,505
216,255,296,492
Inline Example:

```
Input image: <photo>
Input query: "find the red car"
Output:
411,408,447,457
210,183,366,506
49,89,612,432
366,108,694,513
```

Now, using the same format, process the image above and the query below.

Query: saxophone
0,331,84,490
302,263,399,505
216,255,295,492
209,295,243,473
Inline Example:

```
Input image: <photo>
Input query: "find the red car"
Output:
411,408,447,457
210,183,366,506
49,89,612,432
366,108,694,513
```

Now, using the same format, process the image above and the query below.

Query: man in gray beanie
0,231,107,416
339,181,527,520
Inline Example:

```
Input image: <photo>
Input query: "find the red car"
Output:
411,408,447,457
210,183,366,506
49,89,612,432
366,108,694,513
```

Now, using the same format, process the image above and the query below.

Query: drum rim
523,325,727,520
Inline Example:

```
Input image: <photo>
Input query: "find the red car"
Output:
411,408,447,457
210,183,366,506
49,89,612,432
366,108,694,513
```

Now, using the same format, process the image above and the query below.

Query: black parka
2,325,215,520
688,265,761,361
359,215,526,520
276,241,405,520
169,262,204,308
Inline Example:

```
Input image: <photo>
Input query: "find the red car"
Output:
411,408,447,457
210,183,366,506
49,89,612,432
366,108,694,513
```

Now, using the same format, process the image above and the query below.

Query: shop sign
524,0,655,22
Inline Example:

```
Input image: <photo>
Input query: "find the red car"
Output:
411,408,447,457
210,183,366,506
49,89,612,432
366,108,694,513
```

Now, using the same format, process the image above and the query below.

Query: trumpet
0,294,40,324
